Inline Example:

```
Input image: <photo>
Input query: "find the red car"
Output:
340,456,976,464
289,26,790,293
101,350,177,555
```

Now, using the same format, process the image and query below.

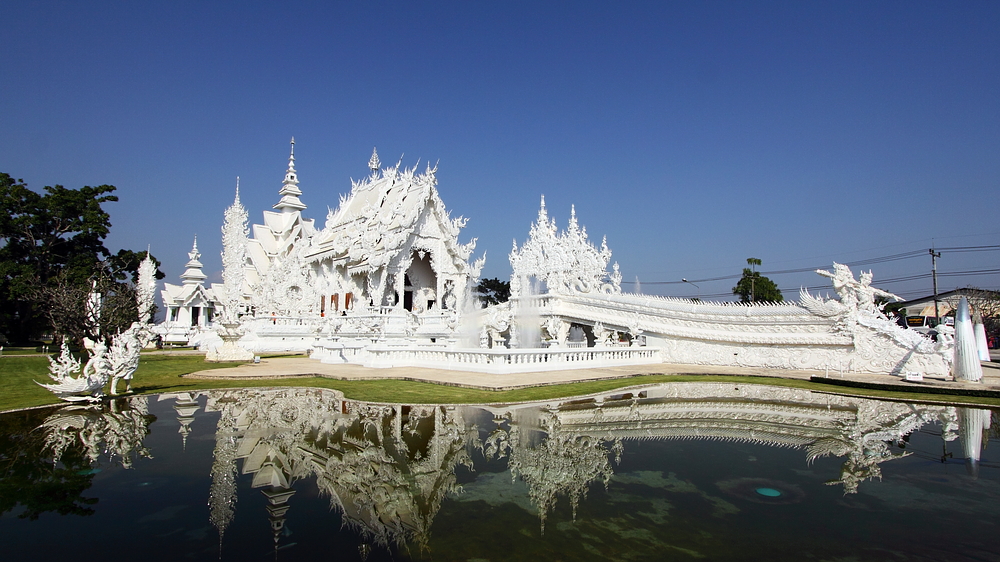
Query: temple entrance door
403,274,414,311
404,252,437,313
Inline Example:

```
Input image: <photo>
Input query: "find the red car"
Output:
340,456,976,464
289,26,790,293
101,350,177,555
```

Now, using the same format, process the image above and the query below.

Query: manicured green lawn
2,354,998,412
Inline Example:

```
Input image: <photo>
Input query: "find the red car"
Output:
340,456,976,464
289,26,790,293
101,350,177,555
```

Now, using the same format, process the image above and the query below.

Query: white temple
162,140,958,378
159,236,220,345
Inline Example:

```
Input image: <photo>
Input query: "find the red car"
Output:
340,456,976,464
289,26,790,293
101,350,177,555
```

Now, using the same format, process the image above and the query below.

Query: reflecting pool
1,383,997,561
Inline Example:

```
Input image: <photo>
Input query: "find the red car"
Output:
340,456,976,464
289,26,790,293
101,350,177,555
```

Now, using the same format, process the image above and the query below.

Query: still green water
1,383,997,561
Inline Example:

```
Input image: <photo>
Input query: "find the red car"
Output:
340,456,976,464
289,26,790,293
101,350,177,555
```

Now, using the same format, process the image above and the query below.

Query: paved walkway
184,353,1000,394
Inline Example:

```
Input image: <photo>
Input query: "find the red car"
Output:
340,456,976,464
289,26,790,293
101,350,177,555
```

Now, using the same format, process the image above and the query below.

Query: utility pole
929,248,941,325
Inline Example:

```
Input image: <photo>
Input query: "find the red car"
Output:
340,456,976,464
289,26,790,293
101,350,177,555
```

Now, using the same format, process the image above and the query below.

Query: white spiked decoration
220,178,249,326
973,309,990,362
952,297,983,382
136,249,158,324
368,147,380,175
207,178,255,362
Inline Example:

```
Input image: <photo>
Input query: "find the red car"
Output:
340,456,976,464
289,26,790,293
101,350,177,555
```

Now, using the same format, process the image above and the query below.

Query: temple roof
304,151,475,270
180,236,207,285
273,138,306,213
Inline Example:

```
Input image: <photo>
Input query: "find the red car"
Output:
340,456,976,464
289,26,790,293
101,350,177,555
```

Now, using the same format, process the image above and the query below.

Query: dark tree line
0,173,163,345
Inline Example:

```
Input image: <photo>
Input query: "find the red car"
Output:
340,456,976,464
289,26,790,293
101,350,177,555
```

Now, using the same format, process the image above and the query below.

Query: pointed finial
570,204,576,220
192,235,198,251
369,147,380,173
235,176,240,200
540,194,546,210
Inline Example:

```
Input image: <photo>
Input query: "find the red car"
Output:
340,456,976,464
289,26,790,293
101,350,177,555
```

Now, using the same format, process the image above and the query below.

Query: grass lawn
2,354,999,412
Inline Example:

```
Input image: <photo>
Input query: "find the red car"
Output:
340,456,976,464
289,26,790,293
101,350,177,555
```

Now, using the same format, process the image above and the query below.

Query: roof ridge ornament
181,234,207,285
368,147,380,175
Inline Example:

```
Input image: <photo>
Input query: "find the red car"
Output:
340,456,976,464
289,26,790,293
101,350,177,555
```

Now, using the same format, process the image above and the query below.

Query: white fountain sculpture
207,180,255,361
38,253,158,401
952,296,983,382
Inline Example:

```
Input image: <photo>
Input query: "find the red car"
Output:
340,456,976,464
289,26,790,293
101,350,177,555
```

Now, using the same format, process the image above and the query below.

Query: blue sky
2,1,998,302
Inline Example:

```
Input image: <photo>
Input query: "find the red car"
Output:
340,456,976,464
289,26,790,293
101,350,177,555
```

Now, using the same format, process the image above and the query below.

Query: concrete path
184,354,1000,394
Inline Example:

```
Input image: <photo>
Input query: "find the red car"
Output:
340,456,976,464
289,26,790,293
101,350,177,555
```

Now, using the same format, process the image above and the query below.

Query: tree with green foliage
732,257,783,303
475,277,511,306
0,173,163,344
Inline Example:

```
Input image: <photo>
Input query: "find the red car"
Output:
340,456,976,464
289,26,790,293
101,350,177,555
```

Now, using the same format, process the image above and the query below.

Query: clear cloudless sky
2,1,998,302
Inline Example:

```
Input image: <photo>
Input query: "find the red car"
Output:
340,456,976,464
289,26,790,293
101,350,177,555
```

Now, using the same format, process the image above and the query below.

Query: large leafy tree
475,277,511,306
0,173,163,343
732,257,783,303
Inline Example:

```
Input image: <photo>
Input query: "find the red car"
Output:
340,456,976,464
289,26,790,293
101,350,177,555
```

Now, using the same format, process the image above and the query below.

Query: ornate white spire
567,204,579,234
368,147,380,175
273,137,306,213
180,236,207,285
220,179,249,324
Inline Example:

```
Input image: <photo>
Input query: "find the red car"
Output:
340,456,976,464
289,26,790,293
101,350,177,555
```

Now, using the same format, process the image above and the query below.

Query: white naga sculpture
38,253,157,401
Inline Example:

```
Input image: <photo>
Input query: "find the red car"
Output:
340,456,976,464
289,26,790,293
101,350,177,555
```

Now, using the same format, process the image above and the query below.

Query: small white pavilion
159,236,219,344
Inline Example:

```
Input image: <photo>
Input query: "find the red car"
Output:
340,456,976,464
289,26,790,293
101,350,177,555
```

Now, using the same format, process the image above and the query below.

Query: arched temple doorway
404,251,437,313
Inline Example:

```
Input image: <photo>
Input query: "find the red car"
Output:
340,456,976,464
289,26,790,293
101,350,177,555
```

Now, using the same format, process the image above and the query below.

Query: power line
642,245,1000,285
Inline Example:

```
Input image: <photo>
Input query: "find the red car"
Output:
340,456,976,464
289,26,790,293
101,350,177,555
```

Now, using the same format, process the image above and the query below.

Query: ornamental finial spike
369,147,380,173
235,176,240,201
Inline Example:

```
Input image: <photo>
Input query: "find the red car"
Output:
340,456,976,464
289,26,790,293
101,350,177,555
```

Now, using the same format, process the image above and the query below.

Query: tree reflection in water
1,395,153,520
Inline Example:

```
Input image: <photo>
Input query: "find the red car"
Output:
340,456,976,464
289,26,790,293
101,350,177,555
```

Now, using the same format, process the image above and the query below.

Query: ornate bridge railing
359,345,661,374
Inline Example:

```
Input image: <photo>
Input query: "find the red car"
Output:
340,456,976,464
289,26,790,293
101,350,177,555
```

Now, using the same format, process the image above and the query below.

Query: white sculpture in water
39,253,157,401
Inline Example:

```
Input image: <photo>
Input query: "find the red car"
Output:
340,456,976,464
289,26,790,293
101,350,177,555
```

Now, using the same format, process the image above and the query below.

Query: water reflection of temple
196,388,479,554
116,384,993,555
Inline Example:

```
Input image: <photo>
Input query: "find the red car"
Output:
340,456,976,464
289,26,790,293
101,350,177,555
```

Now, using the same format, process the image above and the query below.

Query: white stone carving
39,254,157,401
509,197,621,297
207,180,255,361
